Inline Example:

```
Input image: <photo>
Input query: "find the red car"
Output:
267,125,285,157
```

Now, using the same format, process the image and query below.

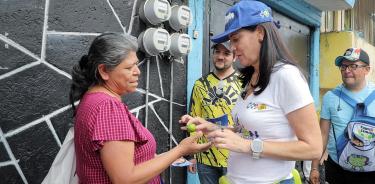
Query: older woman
181,1,322,183
70,33,210,184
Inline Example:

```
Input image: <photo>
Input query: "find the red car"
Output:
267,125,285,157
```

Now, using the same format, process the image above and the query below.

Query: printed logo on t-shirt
247,102,268,111
233,112,260,140
241,129,260,140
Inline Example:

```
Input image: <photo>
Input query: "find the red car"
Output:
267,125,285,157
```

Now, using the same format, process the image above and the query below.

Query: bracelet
311,168,319,171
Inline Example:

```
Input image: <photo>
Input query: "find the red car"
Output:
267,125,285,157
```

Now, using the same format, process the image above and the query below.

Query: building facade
0,0,188,183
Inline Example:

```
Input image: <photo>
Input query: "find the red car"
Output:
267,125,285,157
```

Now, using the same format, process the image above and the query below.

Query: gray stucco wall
0,0,187,183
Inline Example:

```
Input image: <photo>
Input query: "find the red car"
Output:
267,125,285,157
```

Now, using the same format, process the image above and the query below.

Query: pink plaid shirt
74,92,160,184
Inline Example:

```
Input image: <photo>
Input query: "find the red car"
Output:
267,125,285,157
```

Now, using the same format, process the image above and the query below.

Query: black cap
211,41,231,51
335,48,370,66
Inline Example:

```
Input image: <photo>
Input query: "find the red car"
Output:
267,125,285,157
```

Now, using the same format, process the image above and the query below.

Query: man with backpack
310,48,375,184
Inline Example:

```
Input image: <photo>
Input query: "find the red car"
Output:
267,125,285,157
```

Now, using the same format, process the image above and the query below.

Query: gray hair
69,32,138,113
88,32,138,74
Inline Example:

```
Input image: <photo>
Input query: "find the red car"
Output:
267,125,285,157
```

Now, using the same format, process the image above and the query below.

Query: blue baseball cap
211,0,273,43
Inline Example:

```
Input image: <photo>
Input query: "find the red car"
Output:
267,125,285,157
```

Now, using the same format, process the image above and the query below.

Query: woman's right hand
177,131,212,155
206,127,250,153
179,115,218,134
309,169,320,184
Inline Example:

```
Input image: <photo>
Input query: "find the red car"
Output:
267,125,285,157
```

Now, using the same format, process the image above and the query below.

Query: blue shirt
320,82,375,163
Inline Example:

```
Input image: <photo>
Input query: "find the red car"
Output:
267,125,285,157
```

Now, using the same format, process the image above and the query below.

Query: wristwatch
251,138,263,159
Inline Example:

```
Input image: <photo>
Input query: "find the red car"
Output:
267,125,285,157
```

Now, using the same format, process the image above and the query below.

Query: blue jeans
197,163,227,184
279,177,294,184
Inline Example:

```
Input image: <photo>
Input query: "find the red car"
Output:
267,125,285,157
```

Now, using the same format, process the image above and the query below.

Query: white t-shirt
228,64,313,184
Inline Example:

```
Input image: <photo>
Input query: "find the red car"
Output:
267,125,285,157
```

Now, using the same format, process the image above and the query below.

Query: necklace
102,84,121,99
243,74,258,99
250,74,259,87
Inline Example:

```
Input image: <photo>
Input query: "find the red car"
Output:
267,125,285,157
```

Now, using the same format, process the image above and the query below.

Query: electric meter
139,0,171,25
169,5,192,31
138,28,171,56
169,33,192,57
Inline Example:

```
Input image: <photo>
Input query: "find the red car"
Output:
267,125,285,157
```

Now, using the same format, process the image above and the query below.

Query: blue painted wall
187,0,205,110
310,28,321,108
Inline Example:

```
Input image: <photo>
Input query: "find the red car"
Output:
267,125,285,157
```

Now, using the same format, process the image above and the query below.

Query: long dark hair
69,33,138,114
238,22,301,95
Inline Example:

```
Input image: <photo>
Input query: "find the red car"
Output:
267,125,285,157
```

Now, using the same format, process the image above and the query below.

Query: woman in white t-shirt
180,1,322,183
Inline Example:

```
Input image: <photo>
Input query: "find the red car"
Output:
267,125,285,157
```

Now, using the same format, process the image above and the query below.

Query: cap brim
211,28,239,43
335,56,358,66
211,43,231,51
335,56,344,66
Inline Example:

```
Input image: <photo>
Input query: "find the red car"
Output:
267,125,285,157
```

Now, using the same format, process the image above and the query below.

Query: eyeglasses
339,64,368,71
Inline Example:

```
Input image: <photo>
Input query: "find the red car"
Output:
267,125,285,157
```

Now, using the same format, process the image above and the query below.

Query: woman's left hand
206,128,251,153
178,131,212,155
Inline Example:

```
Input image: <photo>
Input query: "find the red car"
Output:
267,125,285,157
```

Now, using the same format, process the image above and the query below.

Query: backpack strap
331,88,357,108
331,88,357,161
332,88,375,116
363,90,375,115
